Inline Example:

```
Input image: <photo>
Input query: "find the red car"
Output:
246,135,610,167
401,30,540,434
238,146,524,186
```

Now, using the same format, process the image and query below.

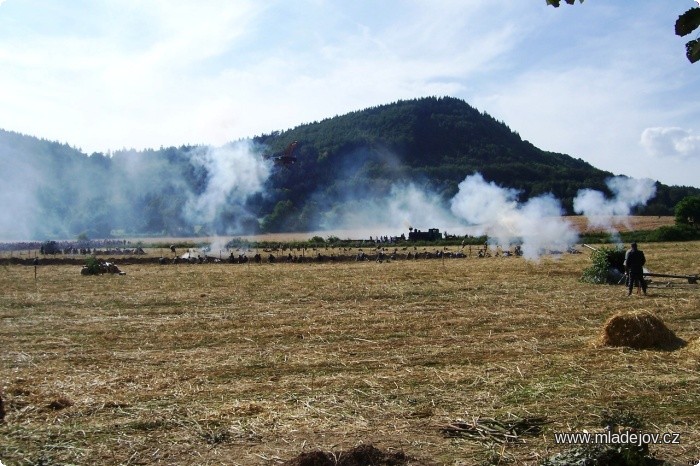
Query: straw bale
600,311,685,350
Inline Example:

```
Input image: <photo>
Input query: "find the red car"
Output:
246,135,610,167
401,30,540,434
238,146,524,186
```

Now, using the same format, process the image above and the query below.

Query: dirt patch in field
281,444,433,466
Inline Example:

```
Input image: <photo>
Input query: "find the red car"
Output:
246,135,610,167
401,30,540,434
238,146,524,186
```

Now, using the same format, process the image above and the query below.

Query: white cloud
468,2,700,188
0,0,529,152
0,1,264,150
641,127,700,159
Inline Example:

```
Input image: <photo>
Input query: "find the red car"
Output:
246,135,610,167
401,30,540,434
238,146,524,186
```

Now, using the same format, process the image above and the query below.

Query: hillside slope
253,97,697,231
1,97,698,239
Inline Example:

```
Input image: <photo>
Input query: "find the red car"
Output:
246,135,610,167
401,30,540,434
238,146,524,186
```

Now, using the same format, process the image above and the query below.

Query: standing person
624,242,647,296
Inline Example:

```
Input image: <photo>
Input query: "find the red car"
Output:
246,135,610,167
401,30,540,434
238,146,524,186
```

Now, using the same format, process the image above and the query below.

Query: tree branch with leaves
546,0,700,63
676,7,700,63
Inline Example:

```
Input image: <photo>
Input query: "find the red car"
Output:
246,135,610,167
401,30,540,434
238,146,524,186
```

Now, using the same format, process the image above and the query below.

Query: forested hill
254,97,698,231
1,96,699,239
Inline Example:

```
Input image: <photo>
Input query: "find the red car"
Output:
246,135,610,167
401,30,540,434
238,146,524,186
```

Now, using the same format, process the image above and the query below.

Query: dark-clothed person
624,242,647,296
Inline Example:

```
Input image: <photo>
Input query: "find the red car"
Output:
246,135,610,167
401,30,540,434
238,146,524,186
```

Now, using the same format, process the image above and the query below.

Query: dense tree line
1,97,698,239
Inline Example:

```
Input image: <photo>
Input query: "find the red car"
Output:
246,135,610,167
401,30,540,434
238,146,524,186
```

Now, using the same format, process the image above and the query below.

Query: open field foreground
1,242,699,465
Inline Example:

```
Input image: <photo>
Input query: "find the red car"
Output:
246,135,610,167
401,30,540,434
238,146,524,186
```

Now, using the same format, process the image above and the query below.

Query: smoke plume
450,174,579,260
184,141,271,230
0,128,660,251
573,176,657,231
0,131,271,240
318,169,657,261
320,183,463,237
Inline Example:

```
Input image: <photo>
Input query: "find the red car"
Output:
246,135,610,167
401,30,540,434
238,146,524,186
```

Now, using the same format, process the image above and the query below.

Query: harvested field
122,215,679,244
0,241,698,465
565,215,675,233
177,215,676,240
0,216,672,259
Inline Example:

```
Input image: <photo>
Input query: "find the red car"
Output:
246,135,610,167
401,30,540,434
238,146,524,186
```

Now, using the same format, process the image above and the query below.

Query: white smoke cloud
573,176,656,230
184,140,271,229
0,131,274,240
449,173,518,226
450,174,579,260
323,172,659,262
0,133,62,240
0,159,41,241
640,127,700,159
382,184,461,232
321,183,463,237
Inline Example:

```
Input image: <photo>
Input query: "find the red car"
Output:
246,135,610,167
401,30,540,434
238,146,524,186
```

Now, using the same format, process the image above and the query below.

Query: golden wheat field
57,216,674,247
1,241,699,465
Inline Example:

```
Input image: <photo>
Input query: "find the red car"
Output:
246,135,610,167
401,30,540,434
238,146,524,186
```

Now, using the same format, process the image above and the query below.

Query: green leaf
675,7,700,37
686,39,700,64
546,0,583,7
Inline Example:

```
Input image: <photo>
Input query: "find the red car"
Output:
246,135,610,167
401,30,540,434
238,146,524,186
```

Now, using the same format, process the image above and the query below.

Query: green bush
83,256,102,275
581,247,626,284
648,224,699,242
674,195,700,227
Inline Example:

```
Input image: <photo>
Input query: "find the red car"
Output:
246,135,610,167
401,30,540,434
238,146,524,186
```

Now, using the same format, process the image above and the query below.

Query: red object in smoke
269,141,298,166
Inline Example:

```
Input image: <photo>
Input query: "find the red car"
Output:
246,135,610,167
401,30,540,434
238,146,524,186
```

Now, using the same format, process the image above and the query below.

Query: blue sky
1,0,699,188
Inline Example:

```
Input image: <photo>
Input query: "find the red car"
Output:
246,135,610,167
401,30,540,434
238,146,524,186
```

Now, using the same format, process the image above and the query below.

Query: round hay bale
601,311,684,350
